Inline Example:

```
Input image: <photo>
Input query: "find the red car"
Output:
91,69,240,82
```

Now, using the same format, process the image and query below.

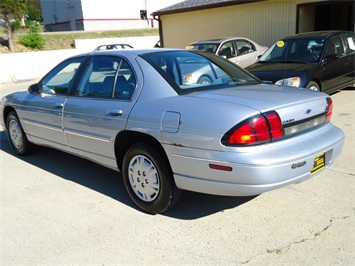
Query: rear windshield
140,50,260,94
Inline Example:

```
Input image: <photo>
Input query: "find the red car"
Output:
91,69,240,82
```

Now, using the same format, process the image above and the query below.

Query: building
40,0,181,32
152,0,354,48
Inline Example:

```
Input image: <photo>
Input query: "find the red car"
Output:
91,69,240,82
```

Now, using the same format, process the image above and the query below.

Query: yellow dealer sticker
277,41,284,47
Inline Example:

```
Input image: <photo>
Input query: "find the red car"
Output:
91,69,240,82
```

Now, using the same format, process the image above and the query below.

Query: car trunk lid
187,84,329,129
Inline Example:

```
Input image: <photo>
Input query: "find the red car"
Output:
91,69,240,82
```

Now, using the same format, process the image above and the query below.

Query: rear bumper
165,123,344,196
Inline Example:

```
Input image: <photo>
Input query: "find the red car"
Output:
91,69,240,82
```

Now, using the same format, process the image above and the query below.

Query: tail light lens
222,111,284,146
325,97,333,122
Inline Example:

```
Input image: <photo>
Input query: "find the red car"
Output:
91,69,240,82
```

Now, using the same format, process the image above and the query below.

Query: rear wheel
307,81,320,91
6,111,34,155
122,143,182,214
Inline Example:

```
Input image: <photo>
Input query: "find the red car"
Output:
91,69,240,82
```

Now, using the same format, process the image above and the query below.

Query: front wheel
307,81,320,91
122,143,182,214
197,75,212,85
6,111,34,155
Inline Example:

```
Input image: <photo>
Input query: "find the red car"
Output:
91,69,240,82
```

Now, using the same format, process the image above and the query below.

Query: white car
186,37,268,68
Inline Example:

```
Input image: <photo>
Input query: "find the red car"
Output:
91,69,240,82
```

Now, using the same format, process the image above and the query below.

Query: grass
0,27,159,53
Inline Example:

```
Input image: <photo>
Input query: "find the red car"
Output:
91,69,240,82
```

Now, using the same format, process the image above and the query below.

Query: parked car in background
0,49,344,214
186,37,268,68
95,43,134,51
246,31,355,94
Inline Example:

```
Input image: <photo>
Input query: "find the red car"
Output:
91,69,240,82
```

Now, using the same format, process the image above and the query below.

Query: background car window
41,57,84,95
218,42,235,59
186,43,218,54
258,42,286,62
235,40,256,55
325,36,345,57
307,39,324,60
342,33,355,55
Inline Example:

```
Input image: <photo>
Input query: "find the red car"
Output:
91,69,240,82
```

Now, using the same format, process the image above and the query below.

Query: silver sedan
0,49,344,214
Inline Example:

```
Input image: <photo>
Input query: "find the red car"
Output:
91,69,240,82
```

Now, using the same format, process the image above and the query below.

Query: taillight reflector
209,164,233,171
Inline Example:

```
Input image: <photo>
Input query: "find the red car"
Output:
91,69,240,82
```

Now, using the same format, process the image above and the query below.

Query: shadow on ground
1,130,256,219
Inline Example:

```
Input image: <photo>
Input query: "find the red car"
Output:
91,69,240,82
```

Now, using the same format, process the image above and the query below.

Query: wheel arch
114,130,171,172
2,106,17,125
197,74,213,84
307,80,322,91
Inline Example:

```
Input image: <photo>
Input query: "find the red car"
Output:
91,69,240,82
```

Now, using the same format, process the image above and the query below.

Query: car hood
246,62,317,83
187,84,328,126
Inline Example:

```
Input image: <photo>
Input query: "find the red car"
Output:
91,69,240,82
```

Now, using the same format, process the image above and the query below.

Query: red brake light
223,111,284,146
325,97,333,122
265,112,283,139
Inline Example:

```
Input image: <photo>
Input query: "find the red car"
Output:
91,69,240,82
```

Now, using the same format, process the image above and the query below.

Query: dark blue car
246,31,355,94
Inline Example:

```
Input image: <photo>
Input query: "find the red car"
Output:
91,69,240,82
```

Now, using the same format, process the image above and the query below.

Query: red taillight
325,97,333,122
265,112,283,139
223,111,284,146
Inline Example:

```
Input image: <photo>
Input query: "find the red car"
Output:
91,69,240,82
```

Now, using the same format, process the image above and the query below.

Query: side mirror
323,54,339,64
28,83,41,94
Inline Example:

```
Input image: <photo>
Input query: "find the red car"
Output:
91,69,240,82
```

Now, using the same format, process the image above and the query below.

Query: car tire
5,111,35,155
307,81,320,91
122,143,182,214
197,75,212,85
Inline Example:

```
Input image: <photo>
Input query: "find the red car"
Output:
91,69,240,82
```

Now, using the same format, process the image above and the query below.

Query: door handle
107,109,123,116
53,103,64,109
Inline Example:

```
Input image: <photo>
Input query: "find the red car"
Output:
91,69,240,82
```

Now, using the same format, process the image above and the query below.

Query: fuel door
161,111,181,133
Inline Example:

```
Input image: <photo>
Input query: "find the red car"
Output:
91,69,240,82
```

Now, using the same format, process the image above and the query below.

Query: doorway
297,1,354,33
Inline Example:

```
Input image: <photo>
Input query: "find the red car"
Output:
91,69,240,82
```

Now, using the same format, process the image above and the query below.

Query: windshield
141,50,260,94
186,43,219,54
259,37,326,63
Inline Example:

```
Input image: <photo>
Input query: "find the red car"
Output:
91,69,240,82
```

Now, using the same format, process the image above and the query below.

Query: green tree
0,0,27,52
26,0,42,22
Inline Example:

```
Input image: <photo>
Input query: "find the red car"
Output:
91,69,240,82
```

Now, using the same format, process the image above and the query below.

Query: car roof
191,37,249,44
82,48,185,57
283,30,352,40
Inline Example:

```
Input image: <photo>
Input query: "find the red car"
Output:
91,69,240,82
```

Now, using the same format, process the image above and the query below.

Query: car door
339,32,355,87
62,55,137,168
217,41,237,63
233,39,259,68
320,34,351,93
19,56,85,150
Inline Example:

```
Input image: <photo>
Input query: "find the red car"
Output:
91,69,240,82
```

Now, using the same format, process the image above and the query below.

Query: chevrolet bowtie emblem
305,109,312,115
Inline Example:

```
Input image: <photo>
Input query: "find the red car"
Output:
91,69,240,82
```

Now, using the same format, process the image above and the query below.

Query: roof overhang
152,0,266,16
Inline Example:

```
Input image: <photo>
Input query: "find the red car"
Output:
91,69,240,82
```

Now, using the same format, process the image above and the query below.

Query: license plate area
311,153,325,175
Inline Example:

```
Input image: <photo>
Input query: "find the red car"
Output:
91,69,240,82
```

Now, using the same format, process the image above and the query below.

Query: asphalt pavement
0,80,354,265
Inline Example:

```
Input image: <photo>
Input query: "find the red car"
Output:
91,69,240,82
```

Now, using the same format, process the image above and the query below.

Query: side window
114,59,136,100
218,41,235,59
75,56,136,100
342,33,355,55
235,40,256,55
41,57,84,95
325,36,345,57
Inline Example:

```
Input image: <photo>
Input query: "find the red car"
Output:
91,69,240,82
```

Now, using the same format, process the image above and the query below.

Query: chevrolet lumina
0,49,344,214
